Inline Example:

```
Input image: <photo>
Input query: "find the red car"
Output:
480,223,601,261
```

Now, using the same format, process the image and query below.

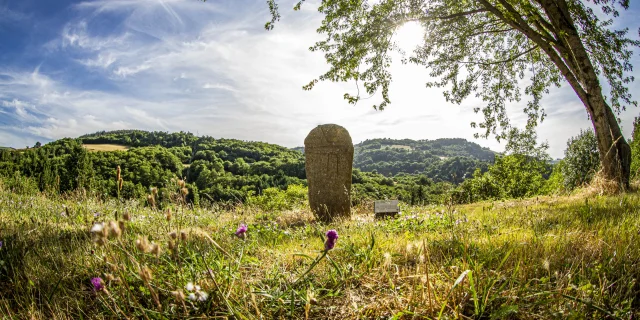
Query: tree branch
538,0,601,90
438,9,488,20
429,25,514,45
526,2,558,35
532,1,585,83
487,0,586,94
467,27,515,38
458,45,539,66
476,0,590,108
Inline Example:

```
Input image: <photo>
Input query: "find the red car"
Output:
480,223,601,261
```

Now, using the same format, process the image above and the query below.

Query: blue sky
0,0,639,158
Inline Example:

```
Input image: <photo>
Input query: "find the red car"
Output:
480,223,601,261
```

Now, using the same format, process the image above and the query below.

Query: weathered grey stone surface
374,200,399,219
304,124,354,222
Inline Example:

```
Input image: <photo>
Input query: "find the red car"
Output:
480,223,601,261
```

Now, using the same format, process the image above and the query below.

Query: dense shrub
561,129,600,190
542,160,566,195
246,184,308,211
453,168,500,203
453,154,549,203
489,154,547,198
1,172,40,195
630,116,640,179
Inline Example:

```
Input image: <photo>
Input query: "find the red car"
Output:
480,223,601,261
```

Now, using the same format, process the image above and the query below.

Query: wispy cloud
61,21,130,50
0,0,638,159
0,5,31,24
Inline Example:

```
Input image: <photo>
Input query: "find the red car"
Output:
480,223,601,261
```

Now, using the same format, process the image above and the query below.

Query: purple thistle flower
235,224,248,239
324,229,338,251
91,277,104,292
0,240,3,250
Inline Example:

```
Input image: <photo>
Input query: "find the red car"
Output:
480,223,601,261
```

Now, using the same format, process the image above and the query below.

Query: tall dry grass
1,186,640,319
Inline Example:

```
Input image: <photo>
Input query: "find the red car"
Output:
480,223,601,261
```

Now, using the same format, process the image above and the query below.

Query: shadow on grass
0,226,98,317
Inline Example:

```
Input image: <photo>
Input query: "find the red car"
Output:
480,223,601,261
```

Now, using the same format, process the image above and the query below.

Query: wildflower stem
96,293,120,318
294,250,328,284
198,252,244,319
324,254,343,278
104,289,130,320
202,233,232,259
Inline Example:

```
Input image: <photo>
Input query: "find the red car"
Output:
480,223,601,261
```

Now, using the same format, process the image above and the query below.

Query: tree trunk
460,0,632,188
531,0,632,190
587,93,632,189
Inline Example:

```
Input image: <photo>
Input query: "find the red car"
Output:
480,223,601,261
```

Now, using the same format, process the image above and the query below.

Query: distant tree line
0,131,308,206
353,138,495,181
2,124,639,207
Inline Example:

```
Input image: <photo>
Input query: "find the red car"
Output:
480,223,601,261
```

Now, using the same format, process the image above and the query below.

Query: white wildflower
90,223,104,233
197,291,209,302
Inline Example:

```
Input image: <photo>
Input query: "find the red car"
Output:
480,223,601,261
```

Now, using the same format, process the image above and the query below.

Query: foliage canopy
268,0,638,142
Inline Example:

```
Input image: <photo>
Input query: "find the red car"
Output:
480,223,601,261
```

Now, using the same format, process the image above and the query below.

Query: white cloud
79,53,117,68
1,0,638,159
61,21,130,51
2,99,33,120
114,64,152,77
202,82,236,92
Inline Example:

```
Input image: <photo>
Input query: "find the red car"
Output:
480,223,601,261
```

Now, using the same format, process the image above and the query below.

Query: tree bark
586,93,632,189
543,0,632,190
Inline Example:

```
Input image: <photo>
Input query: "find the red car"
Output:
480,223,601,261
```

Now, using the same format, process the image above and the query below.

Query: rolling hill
0,130,499,205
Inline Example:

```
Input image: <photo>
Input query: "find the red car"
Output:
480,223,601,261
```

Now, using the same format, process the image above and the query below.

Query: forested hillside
353,138,495,182
294,137,495,182
0,130,503,206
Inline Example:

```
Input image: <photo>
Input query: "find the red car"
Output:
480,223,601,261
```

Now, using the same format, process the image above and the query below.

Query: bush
453,154,549,203
246,184,308,212
562,129,600,190
3,172,40,195
542,160,566,195
630,116,640,179
488,154,548,199
453,168,499,203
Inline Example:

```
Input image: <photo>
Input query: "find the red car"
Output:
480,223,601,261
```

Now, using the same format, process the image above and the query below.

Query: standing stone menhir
304,124,354,222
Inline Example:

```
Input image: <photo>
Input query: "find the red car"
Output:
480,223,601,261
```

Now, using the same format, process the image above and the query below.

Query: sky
0,0,639,158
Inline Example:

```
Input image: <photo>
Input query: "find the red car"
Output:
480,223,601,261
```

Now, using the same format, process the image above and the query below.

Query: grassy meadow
1,181,640,319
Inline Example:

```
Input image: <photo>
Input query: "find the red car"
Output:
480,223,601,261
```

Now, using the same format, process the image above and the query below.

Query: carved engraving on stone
304,124,354,222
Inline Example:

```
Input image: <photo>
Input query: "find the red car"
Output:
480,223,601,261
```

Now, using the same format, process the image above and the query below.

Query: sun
394,21,425,53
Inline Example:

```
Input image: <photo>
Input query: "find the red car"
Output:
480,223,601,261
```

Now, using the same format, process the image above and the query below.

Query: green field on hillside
83,144,130,152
